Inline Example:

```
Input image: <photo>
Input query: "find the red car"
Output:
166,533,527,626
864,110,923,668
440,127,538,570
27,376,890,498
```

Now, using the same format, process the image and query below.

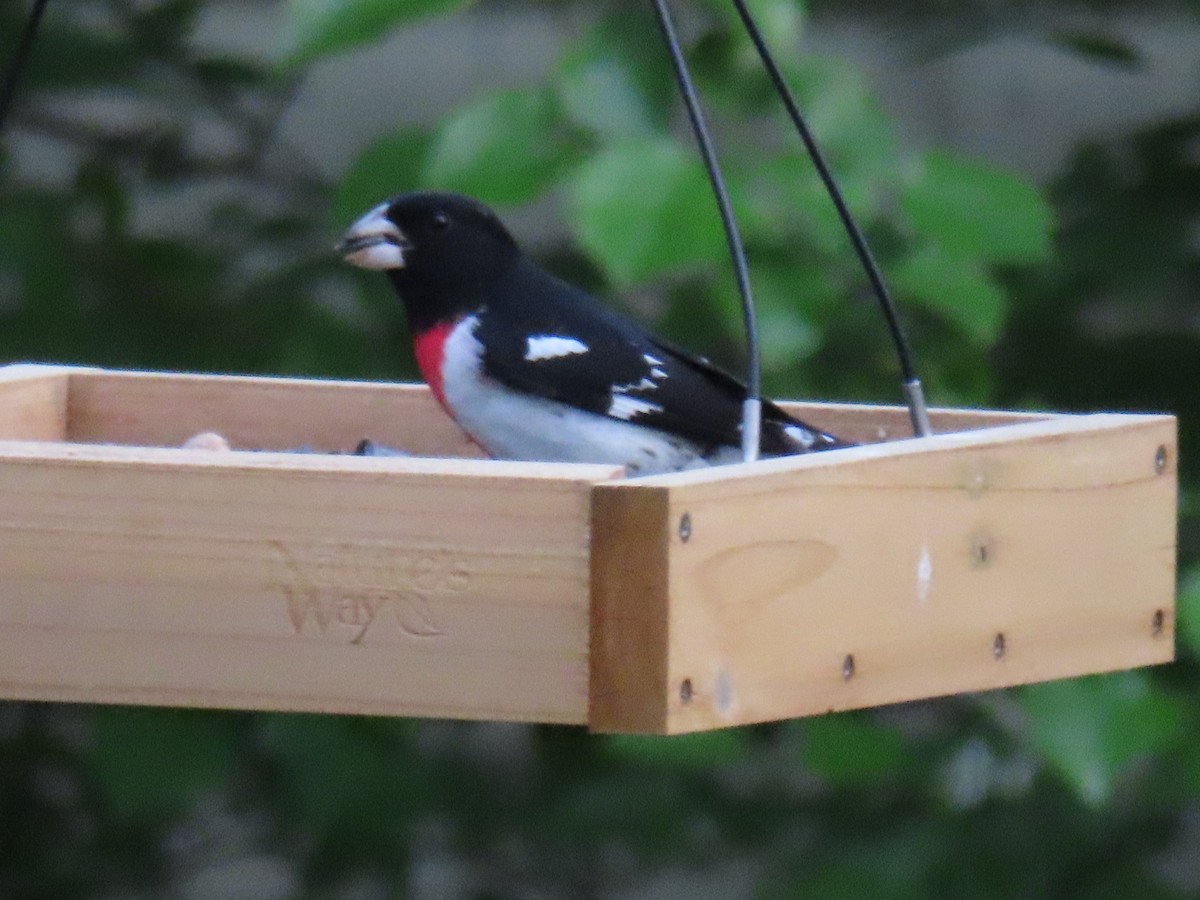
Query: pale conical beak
337,204,411,270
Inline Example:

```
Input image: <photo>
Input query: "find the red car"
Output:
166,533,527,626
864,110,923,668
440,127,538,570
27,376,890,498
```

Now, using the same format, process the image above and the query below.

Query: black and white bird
338,192,849,475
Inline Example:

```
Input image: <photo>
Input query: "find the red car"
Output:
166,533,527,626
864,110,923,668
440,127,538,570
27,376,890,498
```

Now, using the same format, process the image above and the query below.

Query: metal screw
679,513,692,543
1155,445,1168,475
1152,609,1165,637
973,540,991,567
842,654,855,681
993,633,1006,660
679,678,693,704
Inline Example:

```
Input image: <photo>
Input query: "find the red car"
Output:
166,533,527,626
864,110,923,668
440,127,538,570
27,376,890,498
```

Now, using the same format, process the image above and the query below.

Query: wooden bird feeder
0,363,1176,733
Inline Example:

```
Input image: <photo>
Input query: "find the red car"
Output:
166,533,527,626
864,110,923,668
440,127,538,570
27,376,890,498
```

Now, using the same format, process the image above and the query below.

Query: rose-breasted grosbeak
338,192,849,475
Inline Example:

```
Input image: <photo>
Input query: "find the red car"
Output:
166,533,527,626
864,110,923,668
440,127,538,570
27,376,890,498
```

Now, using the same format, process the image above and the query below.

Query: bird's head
338,192,518,276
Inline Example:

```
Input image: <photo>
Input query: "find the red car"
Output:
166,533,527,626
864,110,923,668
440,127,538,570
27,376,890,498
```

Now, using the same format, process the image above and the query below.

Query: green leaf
768,832,939,900
793,57,894,170
1021,672,1185,806
568,137,726,286
1052,31,1141,68
735,155,837,253
711,262,832,369
88,708,240,823
557,12,675,139
800,714,911,787
756,302,822,370
605,730,746,771
697,0,807,49
422,88,570,206
130,0,203,57
192,57,271,89
890,244,1008,345
260,715,418,827
282,0,473,67
741,0,806,49
1177,566,1200,657
0,191,75,314
332,128,431,228
74,162,131,240
901,151,1054,264
1,22,137,89
733,150,884,261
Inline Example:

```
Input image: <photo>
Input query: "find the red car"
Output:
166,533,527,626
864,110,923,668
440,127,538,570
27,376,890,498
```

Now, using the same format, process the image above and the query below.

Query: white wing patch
609,395,663,421
642,354,670,379
784,424,816,449
606,355,670,421
525,335,589,362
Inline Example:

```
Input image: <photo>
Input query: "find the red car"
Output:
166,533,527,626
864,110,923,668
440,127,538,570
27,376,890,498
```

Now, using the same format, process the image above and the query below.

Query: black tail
761,402,854,455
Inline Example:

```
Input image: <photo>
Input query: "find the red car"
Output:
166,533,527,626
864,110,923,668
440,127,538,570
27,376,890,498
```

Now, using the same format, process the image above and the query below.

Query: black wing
475,259,848,455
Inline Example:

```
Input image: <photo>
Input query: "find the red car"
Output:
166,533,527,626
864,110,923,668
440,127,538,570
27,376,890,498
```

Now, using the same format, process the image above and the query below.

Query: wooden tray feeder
0,363,1176,733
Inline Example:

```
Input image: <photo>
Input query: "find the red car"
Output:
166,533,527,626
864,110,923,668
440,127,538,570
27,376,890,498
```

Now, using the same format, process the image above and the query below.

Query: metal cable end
741,397,762,463
903,378,933,438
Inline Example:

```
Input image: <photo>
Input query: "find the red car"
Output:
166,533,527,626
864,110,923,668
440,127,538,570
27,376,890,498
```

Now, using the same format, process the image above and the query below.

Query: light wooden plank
590,486,671,730
779,400,1051,445
61,365,1055,454
66,369,483,457
625,413,1169,489
0,365,74,440
592,414,1176,733
0,443,621,722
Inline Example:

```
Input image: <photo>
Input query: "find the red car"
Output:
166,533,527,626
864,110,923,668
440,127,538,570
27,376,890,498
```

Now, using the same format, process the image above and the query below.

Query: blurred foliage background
2,0,1200,896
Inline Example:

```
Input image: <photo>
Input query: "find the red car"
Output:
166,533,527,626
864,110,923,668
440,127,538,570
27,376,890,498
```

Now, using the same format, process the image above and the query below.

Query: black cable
729,0,932,438
651,0,763,462
0,0,51,138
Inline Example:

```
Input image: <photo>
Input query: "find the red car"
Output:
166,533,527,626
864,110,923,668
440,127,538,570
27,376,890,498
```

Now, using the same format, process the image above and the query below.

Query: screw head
993,633,1006,660
1155,445,1168,475
842,654,855,681
1152,609,1165,637
678,513,692,542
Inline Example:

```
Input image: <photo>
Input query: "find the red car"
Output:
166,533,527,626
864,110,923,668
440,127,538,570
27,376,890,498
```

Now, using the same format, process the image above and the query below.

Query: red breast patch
412,320,456,410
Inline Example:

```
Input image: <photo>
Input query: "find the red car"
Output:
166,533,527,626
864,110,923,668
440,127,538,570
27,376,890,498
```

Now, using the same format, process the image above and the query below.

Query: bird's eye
431,212,451,232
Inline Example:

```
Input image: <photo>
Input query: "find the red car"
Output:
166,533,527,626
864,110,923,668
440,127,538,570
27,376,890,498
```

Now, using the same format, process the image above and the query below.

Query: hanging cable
651,0,762,462
0,0,51,137
729,0,932,438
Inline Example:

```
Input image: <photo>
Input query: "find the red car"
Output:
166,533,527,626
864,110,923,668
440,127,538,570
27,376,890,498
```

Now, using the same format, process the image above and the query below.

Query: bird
337,192,850,475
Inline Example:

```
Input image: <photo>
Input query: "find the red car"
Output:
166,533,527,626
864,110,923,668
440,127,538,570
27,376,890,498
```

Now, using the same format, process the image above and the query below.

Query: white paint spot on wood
524,335,588,362
715,670,735,719
182,431,230,451
917,543,933,605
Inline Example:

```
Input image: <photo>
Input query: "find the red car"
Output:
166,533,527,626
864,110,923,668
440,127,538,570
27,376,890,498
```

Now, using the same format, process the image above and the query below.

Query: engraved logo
272,541,470,644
